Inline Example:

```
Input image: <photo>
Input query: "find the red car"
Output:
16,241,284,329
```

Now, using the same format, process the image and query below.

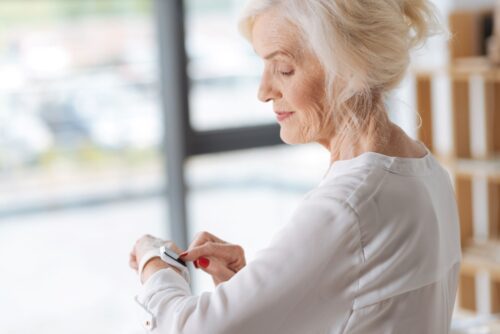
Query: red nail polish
199,257,210,268
194,260,199,269
179,252,188,258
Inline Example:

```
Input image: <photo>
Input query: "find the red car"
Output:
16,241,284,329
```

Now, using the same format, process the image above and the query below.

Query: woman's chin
280,130,308,145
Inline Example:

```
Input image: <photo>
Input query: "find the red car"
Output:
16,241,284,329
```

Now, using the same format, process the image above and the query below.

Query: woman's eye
277,67,295,77
273,64,294,77
279,69,294,76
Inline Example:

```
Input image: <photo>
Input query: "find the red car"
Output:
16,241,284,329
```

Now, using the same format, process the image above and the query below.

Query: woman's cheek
298,106,324,142
293,82,325,141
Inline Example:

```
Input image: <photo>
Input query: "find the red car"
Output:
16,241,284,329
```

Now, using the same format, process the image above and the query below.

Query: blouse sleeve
135,197,363,334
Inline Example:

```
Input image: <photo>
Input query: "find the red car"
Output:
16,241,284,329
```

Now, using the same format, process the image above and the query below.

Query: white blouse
135,148,461,334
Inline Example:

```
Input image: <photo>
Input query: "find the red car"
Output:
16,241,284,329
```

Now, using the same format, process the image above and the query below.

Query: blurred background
0,0,499,333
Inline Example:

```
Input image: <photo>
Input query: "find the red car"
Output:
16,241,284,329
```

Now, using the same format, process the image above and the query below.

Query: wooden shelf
460,241,500,313
452,311,500,332
412,57,500,78
413,58,500,160
462,241,500,280
450,57,500,79
421,7,500,317
437,156,500,179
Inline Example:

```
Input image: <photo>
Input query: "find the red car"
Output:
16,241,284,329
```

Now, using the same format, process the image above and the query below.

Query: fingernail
199,257,210,268
194,260,199,269
179,252,188,258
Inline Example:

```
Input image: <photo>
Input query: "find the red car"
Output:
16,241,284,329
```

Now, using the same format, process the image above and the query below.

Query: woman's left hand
129,234,184,283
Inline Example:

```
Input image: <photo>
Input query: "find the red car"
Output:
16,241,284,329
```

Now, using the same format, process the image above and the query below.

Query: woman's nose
257,72,281,103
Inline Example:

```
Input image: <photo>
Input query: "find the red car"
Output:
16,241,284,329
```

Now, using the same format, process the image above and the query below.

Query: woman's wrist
141,257,181,284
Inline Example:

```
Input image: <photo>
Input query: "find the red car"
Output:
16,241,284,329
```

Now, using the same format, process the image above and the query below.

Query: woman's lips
275,111,294,122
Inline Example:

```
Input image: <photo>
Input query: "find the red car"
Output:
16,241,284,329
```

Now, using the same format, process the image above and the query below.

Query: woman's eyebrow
263,50,294,60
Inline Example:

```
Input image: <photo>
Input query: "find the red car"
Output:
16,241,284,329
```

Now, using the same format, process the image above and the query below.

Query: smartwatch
160,245,187,267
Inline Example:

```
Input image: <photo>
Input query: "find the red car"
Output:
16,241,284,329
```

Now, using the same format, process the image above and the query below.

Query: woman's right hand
180,231,246,286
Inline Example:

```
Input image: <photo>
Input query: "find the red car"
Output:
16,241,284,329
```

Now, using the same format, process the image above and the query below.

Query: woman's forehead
251,11,302,60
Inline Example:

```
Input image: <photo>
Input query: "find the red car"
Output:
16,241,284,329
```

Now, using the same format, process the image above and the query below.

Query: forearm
142,257,181,284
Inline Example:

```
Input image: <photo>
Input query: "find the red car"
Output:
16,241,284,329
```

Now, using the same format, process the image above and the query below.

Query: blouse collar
320,143,435,184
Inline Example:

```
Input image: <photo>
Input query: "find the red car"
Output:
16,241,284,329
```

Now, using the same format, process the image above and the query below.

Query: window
0,2,166,333
184,0,274,130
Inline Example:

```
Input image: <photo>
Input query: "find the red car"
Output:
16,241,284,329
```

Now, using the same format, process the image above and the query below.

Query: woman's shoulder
290,182,362,233
277,188,361,253
306,164,387,216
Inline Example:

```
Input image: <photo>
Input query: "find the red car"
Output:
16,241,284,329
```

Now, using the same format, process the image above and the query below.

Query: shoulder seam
331,198,366,264
345,166,389,210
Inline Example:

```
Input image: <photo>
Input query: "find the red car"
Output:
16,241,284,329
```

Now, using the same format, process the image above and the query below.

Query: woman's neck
318,109,389,162
319,114,426,164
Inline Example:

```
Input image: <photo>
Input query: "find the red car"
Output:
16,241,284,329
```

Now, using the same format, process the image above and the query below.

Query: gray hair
239,0,443,151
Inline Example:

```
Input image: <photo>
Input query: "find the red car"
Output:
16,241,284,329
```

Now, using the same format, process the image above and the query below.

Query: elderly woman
129,0,461,333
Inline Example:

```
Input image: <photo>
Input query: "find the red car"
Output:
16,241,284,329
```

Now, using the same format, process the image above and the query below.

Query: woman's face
251,9,329,144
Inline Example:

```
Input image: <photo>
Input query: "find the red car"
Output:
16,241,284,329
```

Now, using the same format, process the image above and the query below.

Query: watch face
163,246,179,259
162,246,186,266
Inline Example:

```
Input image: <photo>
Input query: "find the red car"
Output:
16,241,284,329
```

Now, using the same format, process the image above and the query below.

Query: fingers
131,232,242,278
129,251,138,271
181,242,237,261
166,241,184,254
136,234,165,250
181,243,246,272
199,257,236,285
130,234,185,275
133,234,185,263
129,231,244,285
187,231,226,251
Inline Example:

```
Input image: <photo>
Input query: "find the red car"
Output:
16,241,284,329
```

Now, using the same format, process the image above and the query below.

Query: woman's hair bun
401,0,446,48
